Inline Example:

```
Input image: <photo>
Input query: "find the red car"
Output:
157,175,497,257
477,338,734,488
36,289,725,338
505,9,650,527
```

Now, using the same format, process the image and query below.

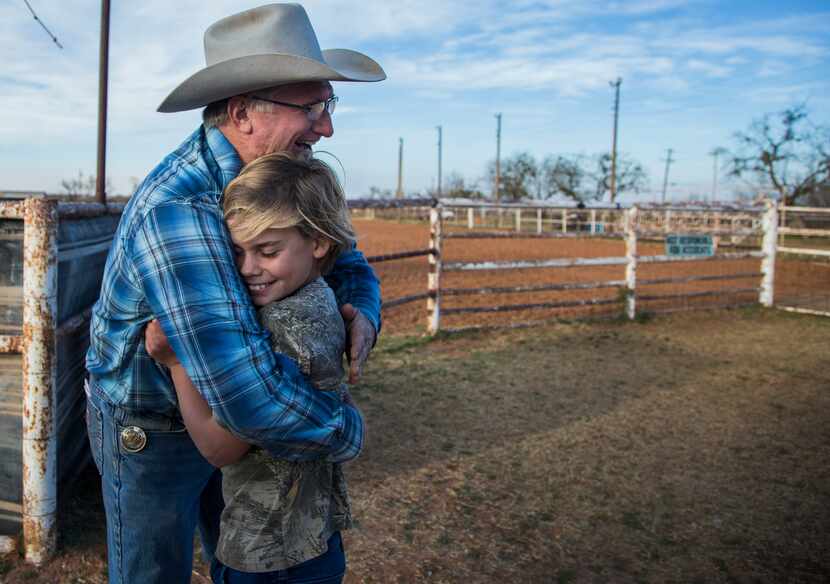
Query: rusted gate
0,198,121,564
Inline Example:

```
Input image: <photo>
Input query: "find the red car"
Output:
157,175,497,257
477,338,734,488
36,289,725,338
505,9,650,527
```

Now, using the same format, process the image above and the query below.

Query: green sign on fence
666,234,714,257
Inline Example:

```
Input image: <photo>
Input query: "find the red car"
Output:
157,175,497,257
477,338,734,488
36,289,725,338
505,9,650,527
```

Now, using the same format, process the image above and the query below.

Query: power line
21,0,63,49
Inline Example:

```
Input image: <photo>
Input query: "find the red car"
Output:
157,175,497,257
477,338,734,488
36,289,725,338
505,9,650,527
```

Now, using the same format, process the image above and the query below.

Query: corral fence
776,204,830,317
0,199,121,564
357,200,824,334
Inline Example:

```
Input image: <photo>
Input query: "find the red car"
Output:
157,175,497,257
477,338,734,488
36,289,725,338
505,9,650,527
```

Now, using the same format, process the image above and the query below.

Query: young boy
154,153,361,583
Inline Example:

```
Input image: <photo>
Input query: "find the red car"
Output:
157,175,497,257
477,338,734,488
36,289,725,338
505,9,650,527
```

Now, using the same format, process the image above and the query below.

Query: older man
85,5,384,583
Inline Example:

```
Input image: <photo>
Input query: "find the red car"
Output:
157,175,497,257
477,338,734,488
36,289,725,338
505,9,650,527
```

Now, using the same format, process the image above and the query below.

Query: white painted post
624,206,638,320
561,209,567,234
664,209,672,234
536,208,542,234
427,206,443,335
467,208,474,230
760,200,778,307
590,209,596,234
515,209,522,233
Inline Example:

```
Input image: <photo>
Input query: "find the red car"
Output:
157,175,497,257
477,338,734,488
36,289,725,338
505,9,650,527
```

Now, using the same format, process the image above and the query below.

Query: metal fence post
21,197,58,564
624,206,638,320
760,200,778,307
427,205,443,335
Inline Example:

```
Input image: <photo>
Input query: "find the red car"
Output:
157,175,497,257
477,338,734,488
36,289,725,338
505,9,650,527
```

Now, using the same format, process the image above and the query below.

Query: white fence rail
422,203,779,334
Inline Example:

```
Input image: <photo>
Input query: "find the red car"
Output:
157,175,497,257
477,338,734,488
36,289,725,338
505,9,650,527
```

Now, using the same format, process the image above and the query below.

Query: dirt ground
1,308,828,583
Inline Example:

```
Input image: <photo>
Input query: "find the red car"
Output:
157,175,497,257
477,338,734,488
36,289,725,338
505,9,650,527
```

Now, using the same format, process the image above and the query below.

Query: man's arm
131,201,363,462
325,245,382,383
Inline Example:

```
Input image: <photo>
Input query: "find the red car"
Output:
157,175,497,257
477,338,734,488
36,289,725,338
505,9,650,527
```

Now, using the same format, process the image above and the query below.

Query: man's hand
339,304,376,384
145,319,180,368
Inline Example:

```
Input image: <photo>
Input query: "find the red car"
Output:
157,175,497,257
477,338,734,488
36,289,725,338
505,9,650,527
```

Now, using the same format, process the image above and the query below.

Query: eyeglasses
248,94,338,121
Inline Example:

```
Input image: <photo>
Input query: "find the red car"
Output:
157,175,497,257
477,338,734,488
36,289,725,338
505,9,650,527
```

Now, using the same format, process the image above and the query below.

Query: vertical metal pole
590,209,597,234
661,148,674,205
494,113,502,202
561,209,567,234
515,209,522,233
436,126,442,198
396,137,404,199
427,206,442,335
95,0,111,204
467,208,474,230
22,198,58,564
609,78,622,203
760,200,778,307
536,208,542,234
624,206,638,320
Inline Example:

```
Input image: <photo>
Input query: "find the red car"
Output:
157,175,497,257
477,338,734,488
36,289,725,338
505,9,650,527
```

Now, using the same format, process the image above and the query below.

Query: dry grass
343,307,830,583
1,308,828,583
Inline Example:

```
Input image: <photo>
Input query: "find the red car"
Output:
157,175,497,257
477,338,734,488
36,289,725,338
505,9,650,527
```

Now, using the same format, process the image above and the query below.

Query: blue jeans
85,379,224,584
210,532,346,584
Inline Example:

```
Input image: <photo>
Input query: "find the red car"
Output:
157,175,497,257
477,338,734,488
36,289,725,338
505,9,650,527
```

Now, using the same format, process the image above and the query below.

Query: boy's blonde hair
223,153,356,274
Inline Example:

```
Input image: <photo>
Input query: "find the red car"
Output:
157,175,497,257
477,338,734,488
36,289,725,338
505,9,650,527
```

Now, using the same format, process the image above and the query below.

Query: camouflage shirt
215,278,353,572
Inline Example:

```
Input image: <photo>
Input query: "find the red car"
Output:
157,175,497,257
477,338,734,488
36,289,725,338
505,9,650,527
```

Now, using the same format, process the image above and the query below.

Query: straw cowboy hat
158,3,385,113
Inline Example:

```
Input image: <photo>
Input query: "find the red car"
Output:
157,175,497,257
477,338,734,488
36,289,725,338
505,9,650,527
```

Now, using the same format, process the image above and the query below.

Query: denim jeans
85,379,224,584
210,532,346,584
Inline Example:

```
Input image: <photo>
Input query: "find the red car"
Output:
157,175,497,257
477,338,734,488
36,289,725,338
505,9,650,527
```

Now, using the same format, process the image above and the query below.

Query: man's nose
311,110,333,138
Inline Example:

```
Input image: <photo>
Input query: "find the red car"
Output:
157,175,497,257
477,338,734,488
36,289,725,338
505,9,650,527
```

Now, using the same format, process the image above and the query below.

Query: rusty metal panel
0,219,24,332
0,352,22,542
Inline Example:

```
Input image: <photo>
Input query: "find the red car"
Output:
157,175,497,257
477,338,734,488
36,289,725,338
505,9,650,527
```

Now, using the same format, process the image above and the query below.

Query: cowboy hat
157,3,385,113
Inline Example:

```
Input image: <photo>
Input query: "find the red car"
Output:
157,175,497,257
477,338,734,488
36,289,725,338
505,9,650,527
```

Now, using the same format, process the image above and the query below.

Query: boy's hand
339,304,376,384
145,319,180,368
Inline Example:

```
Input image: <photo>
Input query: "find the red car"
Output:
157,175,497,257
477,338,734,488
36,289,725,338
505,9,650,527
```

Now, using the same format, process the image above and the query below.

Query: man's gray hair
202,93,280,129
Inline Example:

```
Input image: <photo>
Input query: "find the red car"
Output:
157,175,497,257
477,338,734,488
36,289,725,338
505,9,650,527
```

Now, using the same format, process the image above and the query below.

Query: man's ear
312,237,332,260
227,96,253,134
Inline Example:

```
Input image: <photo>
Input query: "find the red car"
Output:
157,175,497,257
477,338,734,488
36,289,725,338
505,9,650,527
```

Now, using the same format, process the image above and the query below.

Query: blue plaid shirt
86,126,379,463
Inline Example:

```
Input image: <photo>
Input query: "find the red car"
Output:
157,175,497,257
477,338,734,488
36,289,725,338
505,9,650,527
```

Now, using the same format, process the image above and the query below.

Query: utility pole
436,125,443,197
709,147,725,205
494,113,502,202
609,77,622,203
396,137,404,198
95,0,111,204
661,148,675,205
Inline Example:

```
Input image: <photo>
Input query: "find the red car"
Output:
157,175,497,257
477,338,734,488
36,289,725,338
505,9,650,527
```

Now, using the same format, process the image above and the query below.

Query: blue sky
1,0,828,203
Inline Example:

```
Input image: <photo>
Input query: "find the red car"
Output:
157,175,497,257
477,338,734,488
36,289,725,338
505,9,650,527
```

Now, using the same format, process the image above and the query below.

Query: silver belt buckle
120,426,147,453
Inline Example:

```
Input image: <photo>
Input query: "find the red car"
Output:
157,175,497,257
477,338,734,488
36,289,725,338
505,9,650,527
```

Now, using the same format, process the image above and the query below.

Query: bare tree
486,152,538,201
537,153,647,203
591,153,648,202
538,155,587,202
61,170,114,198
443,172,485,199
726,104,830,205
